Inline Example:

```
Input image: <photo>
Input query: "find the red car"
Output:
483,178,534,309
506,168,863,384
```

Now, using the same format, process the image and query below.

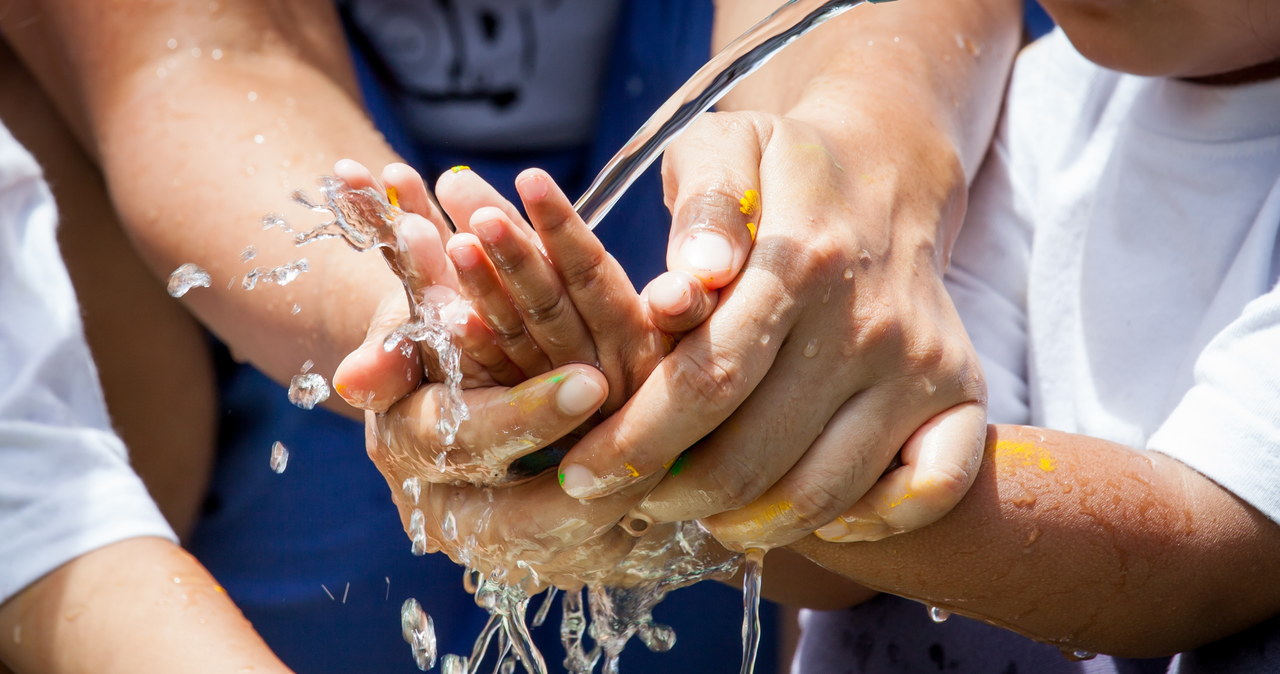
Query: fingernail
559,464,598,499
814,516,889,543
681,231,733,278
450,242,482,270
648,274,692,314
473,217,502,245
516,170,549,200
555,372,605,416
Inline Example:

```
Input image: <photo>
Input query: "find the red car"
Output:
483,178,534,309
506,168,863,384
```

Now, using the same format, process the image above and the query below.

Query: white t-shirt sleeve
1147,283,1280,525
0,125,174,605
945,125,1035,427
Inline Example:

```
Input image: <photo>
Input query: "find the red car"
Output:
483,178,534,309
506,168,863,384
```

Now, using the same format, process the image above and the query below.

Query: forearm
0,538,291,673
3,0,404,411
713,0,1020,181
789,424,1280,657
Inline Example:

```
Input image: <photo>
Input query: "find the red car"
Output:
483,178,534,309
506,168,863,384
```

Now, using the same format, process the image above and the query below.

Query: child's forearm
0,538,291,674
789,424,1280,657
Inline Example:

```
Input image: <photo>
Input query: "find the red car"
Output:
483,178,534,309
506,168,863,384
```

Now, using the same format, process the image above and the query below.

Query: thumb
661,114,762,289
333,293,423,413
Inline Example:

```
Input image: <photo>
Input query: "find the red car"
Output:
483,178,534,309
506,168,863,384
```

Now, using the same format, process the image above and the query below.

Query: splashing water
401,598,439,671
241,258,310,290
166,263,211,297
257,0,896,670
287,372,330,410
269,441,289,474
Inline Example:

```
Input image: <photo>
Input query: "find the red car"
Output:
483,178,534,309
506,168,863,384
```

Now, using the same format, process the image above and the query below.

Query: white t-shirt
0,123,174,604
948,30,1280,524
796,30,1280,674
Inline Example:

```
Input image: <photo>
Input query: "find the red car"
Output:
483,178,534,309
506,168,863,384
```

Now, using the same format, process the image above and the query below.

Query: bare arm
0,537,291,673
1,0,410,417
712,0,1019,192
787,424,1280,657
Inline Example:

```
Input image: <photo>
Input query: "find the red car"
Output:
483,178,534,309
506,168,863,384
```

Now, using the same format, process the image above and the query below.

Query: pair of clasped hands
331,114,987,592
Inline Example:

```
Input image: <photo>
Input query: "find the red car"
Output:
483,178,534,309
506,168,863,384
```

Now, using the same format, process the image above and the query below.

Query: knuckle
556,247,608,296
522,289,569,327
667,347,747,410
703,453,770,510
785,481,848,530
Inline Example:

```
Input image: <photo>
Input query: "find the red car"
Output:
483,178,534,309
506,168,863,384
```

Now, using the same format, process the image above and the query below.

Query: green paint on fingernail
558,471,566,486
668,453,689,476
544,373,567,384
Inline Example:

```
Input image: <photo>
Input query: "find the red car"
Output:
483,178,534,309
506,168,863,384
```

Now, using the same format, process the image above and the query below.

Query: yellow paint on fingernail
745,221,758,242
738,189,761,216
450,165,471,173
995,439,1056,473
624,463,641,478
385,185,400,208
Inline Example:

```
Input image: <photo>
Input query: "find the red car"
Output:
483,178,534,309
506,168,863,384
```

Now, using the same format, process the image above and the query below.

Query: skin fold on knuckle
666,344,748,413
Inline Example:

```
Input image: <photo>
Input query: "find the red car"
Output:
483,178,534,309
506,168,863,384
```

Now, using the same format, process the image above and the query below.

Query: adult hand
556,110,989,550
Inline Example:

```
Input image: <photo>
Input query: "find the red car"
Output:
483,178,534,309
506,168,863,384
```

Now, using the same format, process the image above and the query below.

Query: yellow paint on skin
754,500,794,527
739,189,761,242
995,439,1056,473
450,165,471,173
885,491,915,509
506,372,566,414
385,185,400,208
624,463,641,478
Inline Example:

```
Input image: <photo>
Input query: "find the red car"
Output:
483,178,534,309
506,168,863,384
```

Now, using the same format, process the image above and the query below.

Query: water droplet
441,512,457,541
269,441,289,473
401,598,438,671
928,605,951,623
11,624,20,645
190,46,202,58
291,304,302,315
410,509,427,556
760,334,771,346
247,90,258,102
637,622,676,652
803,339,820,358
210,48,223,61
240,245,257,263
401,476,421,504
261,213,290,231
166,38,178,50
1065,649,1097,661
287,373,330,410
167,263,212,297
440,654,468,674
253,134,265,144
300,359,314,373
842,267,854,280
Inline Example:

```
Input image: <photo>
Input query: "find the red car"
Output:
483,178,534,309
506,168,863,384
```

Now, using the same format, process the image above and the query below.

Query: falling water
575,0,894,231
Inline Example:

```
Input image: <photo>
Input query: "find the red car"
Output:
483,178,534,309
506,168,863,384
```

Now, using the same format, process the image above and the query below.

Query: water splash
401,598,438,671
166,263,211,297
269,441,289,474
287,372,330,410
241,258,309,290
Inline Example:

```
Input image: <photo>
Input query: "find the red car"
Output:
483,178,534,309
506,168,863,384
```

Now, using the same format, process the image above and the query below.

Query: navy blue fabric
192,1,780,673
1025,1,1055,40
